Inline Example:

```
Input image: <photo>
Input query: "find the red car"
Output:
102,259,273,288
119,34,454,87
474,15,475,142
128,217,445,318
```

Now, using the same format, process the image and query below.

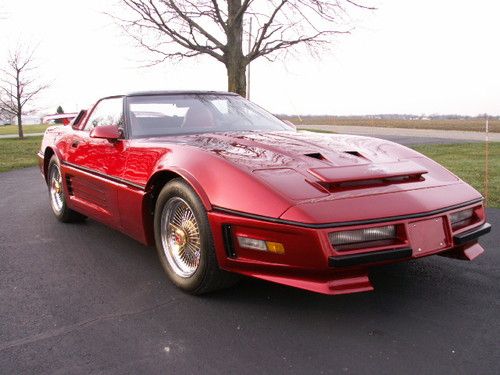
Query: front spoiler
329,248,413,268
235,269,375,295
210,208,491,296
241,241,487,295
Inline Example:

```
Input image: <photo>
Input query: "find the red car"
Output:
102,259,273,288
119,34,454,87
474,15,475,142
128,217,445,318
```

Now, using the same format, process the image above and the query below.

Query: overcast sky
0,0,498,116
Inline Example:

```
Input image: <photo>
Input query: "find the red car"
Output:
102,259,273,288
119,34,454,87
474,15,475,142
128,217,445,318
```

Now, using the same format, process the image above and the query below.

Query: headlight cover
450,208,475,230
329,225,397,251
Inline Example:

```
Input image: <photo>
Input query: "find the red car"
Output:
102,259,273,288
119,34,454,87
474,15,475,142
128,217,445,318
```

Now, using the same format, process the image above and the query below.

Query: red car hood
150,130,462,202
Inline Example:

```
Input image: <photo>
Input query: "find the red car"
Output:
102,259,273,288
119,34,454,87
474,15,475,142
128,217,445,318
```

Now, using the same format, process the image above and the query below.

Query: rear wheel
47,156,86,223
154,179,238,294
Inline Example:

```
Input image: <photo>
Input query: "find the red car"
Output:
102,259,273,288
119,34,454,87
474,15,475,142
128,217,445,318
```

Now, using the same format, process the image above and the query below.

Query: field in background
286,117,499,133
0,124,50,136
411,143,498,207
0,136,42,172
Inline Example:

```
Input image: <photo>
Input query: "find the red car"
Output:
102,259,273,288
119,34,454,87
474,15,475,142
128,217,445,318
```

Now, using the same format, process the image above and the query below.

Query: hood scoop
308,160,428,191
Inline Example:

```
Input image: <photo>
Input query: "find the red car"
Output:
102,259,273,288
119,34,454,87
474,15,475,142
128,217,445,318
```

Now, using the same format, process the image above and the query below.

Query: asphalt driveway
0,167,498,374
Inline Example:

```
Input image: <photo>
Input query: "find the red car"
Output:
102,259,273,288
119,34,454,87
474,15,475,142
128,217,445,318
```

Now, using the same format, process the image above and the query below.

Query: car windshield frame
124,93,290,139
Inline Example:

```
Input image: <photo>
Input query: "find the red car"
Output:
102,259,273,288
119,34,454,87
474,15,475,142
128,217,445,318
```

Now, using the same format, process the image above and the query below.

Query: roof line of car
96,91,239,101
127,90,239,97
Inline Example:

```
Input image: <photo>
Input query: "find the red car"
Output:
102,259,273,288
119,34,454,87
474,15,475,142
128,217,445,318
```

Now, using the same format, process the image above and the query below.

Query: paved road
301,129,467,145
1,167,498,374
299,124,500,144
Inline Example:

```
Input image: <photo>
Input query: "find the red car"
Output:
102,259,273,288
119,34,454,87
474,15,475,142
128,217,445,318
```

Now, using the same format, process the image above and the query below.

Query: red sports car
38,91,491,295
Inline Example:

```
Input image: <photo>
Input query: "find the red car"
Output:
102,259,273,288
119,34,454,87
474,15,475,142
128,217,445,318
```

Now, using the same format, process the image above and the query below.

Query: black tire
154,178,239,294
47,155,86,223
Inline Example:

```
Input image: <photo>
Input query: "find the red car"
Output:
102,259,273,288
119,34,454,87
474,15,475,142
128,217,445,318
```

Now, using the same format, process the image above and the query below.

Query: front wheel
154,179,238,294
47,156,86,223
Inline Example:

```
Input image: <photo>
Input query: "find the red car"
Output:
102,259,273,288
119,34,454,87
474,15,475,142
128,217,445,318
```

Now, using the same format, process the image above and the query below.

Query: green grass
0,136,42,172
0,124,50,136
411,143,499,208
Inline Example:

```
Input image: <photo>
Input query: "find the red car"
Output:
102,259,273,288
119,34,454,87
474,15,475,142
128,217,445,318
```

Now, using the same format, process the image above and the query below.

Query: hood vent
304,152,326,160
344,151,363,158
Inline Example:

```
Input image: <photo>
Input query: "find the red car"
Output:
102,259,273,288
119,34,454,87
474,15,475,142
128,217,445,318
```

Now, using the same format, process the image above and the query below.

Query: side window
85,97,123,131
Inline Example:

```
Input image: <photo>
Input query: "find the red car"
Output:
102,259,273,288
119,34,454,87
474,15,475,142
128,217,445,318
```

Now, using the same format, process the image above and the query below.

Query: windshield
126,94,290,138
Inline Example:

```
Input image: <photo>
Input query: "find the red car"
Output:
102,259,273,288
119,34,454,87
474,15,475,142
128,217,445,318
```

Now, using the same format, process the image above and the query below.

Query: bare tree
0,46,49,138
115,0,374,97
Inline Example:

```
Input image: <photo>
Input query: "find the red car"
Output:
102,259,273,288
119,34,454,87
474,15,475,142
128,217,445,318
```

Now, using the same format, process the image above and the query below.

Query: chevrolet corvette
38,91,491,295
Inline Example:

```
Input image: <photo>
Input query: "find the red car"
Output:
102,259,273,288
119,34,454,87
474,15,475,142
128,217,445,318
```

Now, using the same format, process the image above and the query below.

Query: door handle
71,141,80,148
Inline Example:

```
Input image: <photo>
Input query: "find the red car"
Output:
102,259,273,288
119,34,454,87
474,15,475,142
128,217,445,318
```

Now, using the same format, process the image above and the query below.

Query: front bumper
208,200,490,295
453,223,491,245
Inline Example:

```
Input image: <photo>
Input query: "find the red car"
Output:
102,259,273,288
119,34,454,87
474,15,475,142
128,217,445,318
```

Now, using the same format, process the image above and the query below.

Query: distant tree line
279,114,500,121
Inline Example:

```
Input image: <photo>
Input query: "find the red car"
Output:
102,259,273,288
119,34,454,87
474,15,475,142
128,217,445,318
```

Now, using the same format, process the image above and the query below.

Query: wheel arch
145,167,212,215
43,147,56,184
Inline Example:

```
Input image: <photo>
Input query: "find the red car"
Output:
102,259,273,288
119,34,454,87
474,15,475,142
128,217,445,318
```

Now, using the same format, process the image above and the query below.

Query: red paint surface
37,94,490,295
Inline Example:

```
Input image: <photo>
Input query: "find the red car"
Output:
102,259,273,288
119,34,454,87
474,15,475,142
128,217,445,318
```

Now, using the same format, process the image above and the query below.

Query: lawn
0,124,50,136
411,143,499,208
0,136,42,172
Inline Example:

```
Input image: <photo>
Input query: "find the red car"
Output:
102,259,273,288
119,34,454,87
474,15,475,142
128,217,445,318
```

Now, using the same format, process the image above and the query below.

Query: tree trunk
16,71,24,139
17,112,23,139
226,58,247,97
225,0,247,97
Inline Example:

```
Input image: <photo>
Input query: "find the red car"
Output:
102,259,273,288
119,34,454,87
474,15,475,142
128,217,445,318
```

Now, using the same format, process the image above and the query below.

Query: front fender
149,147,293,218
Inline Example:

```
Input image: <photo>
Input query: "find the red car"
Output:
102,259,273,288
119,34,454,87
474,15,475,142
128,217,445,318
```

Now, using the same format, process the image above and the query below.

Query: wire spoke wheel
49,163,64,214
161,197,201,278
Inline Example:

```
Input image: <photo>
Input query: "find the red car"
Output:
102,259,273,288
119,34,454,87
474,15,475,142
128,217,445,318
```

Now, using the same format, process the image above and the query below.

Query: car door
64,97,127,228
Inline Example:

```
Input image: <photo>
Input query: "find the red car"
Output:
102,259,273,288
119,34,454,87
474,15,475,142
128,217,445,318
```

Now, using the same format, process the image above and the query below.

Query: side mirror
71,109,88,130
283,119,296,130
90,124,122,141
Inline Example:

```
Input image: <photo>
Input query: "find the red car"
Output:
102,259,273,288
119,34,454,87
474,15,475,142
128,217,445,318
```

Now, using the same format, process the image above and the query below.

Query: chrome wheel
160,197,201,278
49,163,64,214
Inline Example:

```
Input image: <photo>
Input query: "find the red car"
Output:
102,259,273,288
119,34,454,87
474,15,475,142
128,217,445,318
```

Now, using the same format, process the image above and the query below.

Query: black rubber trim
453,223,491,245
213,198,484,229
222,224,236,258
61,161,146,191
329,247,413,267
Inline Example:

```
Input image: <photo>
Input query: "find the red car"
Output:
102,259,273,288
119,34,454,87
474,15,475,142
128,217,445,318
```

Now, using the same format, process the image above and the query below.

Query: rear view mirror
90,124,121,141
